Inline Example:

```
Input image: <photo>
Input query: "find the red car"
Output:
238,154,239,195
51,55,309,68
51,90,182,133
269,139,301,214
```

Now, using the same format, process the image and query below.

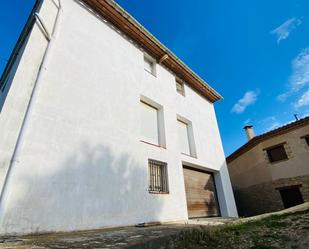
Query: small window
140,96,166,148
144,55,156,76
148,159,169,194
178,120,191,155
140,101,159,145
305,137,309,146
176,79,185,96
266,144,288,163
301,135,309,146
177,116,197,157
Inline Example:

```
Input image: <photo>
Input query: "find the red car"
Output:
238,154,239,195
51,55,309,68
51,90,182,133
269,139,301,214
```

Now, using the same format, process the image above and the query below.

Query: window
177,116,197,157
265,144,288,163
148,159,169,194
305,137,309,147
144,55,156,76
140,101,159,145
178,120,191,155
140,96,166,147
176,78,185,96
278,186,304,208
301,135,309,146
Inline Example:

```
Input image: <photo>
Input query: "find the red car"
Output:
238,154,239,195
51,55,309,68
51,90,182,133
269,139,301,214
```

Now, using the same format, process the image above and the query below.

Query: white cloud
276,92,290,102
260,116,296,133
231,91,258,114
243,118,251,125
277,47,309,102
259,116,279,132
295,90,309,108
271,17,302,43
290,47,309,91
266,121,281,131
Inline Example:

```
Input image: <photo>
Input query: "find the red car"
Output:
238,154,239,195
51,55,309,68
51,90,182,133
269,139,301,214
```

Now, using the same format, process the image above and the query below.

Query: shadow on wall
1,142,164,234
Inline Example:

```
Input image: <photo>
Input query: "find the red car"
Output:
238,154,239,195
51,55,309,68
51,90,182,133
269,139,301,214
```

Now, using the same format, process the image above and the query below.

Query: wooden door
183,167,220,218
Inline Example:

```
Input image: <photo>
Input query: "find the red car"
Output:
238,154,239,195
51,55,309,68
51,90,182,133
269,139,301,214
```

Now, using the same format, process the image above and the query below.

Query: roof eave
80,0,223,103
227,116,309,163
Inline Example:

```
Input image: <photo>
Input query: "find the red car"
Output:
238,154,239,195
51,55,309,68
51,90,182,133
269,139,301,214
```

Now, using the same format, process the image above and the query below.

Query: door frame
182,164,221,218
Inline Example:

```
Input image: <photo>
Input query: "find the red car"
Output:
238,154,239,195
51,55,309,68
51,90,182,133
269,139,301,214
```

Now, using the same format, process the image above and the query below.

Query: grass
169,209,309,249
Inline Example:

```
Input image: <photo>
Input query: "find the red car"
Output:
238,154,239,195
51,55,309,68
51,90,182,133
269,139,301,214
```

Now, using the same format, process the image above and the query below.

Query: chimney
243,125,255,141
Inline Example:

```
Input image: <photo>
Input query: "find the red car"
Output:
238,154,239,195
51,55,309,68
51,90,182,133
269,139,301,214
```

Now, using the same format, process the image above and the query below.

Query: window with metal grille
148,159,169,194
176,79,185,96
266,144,288,163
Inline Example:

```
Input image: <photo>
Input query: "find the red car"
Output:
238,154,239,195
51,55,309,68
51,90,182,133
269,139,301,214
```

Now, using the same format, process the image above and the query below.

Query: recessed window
305,137,309,146
144,55,156,76
265,144,288,163
301,135,309,146
140,101,159,145
176,78,185,96
148,159,169,194
140,96,166,147
177,116,197,157
278,186,304,208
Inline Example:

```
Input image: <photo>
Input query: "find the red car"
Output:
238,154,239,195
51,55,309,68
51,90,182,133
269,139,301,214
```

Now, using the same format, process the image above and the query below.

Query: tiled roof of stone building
226,116,309,163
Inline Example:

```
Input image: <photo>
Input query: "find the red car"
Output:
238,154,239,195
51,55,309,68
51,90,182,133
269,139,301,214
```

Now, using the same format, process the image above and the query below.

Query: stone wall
273,174,309,203
234,174,309,216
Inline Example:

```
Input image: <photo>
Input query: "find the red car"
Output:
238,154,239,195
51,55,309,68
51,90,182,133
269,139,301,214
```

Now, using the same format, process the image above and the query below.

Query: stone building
0,0,237,235
227,117,309,216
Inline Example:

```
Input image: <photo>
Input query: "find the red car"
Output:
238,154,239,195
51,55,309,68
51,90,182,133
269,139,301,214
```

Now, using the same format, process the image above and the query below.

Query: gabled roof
226,116,309,163
80,0,222,103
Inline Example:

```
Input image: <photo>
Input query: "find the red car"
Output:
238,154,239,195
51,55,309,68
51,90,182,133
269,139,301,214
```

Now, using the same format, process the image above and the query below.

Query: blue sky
1,0,309,156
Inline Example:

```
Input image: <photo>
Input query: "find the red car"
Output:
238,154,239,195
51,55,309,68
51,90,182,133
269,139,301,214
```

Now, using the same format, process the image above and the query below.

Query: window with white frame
144,55,156,76
177,116,196,157
140,96,166,147
140,101,159,145
178,120,191,155
176,78,185,96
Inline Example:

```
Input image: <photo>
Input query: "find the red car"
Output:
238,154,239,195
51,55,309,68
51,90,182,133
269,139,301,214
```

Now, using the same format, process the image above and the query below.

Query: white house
0,0,237,235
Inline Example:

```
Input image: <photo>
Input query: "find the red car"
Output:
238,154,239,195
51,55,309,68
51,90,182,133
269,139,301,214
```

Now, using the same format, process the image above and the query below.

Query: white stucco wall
0,0,52,209
0,0,237,235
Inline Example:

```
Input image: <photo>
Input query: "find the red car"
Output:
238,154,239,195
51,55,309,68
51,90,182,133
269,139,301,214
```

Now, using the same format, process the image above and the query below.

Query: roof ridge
226,116,309,163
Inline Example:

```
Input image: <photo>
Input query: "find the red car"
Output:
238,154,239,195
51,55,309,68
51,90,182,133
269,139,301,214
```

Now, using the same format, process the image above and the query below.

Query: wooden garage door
183,167,220,218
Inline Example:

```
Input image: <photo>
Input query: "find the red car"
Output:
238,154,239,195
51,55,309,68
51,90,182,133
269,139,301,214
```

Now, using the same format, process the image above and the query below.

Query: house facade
227,119,309,216
0,0,237,235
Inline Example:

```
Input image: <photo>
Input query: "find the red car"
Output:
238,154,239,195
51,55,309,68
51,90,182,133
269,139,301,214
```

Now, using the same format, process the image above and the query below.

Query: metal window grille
148,159,169,194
